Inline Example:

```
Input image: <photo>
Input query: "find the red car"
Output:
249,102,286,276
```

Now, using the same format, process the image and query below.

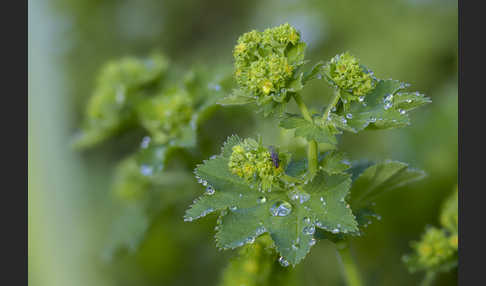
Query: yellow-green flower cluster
411,227,457,270
403,188,458,273
233,23,304,99
228,139,283,191
324,52,375,98
137,88,193,143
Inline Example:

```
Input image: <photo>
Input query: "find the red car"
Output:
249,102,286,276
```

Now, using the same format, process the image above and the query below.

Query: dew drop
303,217,311,224
358,96,364,102
230,206,238,211
341,118,347,124
369,117,377,123
205,186,215,195
320,197,327,206
384,102,392,110
140,136,151,149
255,226,266,235
299,192,310,204
246,237,255,244
257,196,267,204
278,256,290,267
406,99,412,103
140,165,153,176
332,228,339,234
399,109,406,115
346,113,353,119
303,225,316,235
309,238,316,246
270,201,292,217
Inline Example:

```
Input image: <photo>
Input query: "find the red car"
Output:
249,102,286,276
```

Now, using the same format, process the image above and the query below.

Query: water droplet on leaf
270,201,292,217
278,256,290,267
303,225,316,235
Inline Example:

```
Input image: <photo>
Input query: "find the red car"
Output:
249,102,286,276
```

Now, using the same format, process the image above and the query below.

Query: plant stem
293,93,313,122
420,272,436,286
336,242,363,286
323,90,341,121
293,93,318,176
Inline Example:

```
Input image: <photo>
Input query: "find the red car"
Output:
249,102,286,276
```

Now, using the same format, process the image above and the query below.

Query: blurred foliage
403,187,458,285
29,0,457,285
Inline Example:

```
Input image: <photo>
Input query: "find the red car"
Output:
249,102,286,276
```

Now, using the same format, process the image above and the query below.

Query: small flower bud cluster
404,188,458,273
228,139,283,191
412,227,457,269
87,54,169,121
323,52,375,99
233,23,304,100
137,88,193,143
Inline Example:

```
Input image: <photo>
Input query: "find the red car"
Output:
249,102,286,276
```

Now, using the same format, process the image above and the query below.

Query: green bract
224,23,307,117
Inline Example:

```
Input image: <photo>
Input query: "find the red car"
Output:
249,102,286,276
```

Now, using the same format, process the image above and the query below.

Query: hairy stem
293,93,313,122
293,93,318,176
323,90,341,121
336,242,364,286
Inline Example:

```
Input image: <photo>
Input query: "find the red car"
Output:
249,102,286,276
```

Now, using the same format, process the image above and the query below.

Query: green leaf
218,89,256,106
319,151,351,174
342,79,431,132
102,205,149,261
285,159,307,177
185,137,358,266
279,113,337,145
349,160,426,207
303,171,358,234
302,61,325,84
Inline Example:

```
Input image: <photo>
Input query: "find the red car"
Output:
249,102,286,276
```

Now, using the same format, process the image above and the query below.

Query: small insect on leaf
268,145,280,168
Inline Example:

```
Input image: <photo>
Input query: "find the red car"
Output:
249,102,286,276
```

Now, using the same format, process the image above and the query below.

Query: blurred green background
28,0,457,285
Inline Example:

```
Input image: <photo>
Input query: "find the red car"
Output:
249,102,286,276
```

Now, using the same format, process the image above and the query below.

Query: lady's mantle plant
403,187,458,286
185,23,431,283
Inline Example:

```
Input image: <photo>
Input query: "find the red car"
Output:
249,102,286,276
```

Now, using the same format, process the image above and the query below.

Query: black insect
268,145,280,168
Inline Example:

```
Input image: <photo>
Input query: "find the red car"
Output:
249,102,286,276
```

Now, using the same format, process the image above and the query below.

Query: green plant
184,23,431,285
403,187,458,286
74,53,236,263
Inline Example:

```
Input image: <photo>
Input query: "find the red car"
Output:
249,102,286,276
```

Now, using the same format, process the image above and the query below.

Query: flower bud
228,139,283,191
233,23,305,103
137,88,193,143
323,52,375,99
